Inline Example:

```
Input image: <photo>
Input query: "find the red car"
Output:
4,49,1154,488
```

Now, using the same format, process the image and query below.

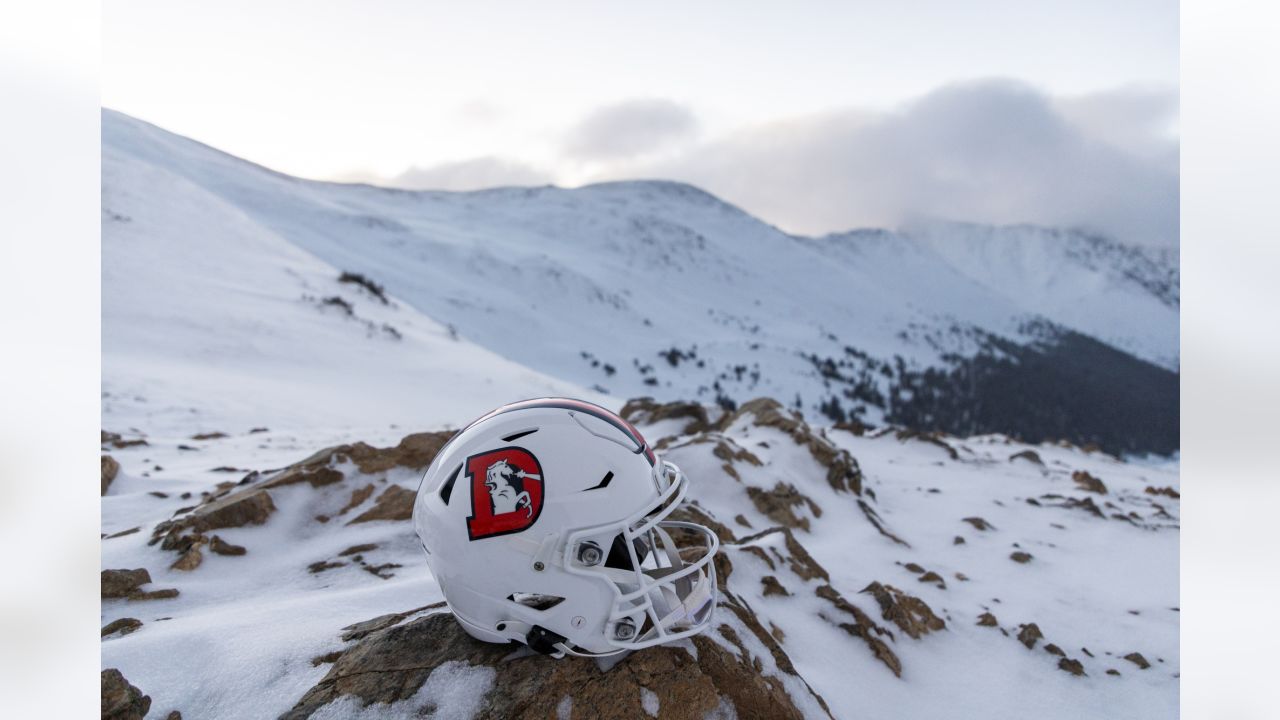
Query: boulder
860,582,945,639
102,455,120,495
282,610,827,720
348,485,416,524
101,669,150,720
1072,471,1108,494
101,569,151,599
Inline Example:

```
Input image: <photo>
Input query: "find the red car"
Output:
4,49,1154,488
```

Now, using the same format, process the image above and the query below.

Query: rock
308,561,344,574
1145,486,1180,499
894,428,960,460
339,543,379,557
1106,668,1121,676
719,398,863,494
104,527,140,540
1044,643,1065,656
815,584,902,678
962,517,994,531
976,612,999,627
858,500,910,547
746,483,821,531
337,484,376,515
953,536,966,545
101,669,151,720
761,575,790,596
738,527,828,583
1017,623,1044,649
102,430,148,449
165,712,182,720
132,588,179,601
283,610,827,720
1008,450,1043,465
1123,652,1151,669
209,535,247,556
101,569,151,599
860,582,945,639
102,455,120,495
1010,551,1033,564
1058,657,1086,676
188,489,277,532
348,485,416,524
170,544,204,571
190,431,228,440
620,397,714,437
917,571,946,588
1072,471,1108,494
101,618,143,637
902,562,926,574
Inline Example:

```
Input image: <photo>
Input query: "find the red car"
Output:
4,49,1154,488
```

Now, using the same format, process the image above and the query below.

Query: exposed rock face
860,582,946,639
188,490,277,533
620,397,714,438
278,431,455,479
814,583,902,677
1072,471,1108,494
1058,657,1086,676
102,618,143,637
1008,450,1043,465
1145,486,1180,499
720,398,863,494
1017,623,1044,649
102,669,151,720
348,485,416,524
1124,652,1151,669
209,536,247,556
976,612,999,627
102,568,179,601
894,429,960,460
746,483,821,531
102,455,120,495
282,611,824,720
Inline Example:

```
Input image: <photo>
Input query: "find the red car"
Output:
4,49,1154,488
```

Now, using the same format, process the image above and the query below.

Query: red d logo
465,447,545,541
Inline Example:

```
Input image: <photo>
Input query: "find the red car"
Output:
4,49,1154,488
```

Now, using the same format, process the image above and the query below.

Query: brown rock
348,485,416,524
104,527,140,540
858,499,910,547
1044,643,1065,656
209,535,247,556
620,397,713,437
102,669,151,720
337,484,376,515
1008,450,1044,465
917,571,946,589
1017,623,1044,649
976,612,999,627
746,483,821,532
308,561,344,574
284,609,826,720
761,575,790,597
170,544,204,571
738,527,828,582
815,584,902,678
102,455,121,495
718,398,863,494
1144,486,1180,499
1010,551,1033,564
131,588,180,601
1123,652,1151,669
962,517,994,531
860,581,945,639
895,428,960,460
339,543,379,557
902,562,926,574
1106,668,1121,676
953,536,966,545
188,490,276,532
102,569,152,599
1058,657,1086,676
190,431,228,440
101,618,143,637
1072,471,1108,494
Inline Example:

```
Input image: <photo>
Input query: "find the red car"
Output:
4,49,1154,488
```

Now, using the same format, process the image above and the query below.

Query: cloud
563,98,697,161
625,79,1179,245
386,157,552,191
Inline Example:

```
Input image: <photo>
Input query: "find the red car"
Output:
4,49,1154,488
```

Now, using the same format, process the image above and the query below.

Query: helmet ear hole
604,534,649,570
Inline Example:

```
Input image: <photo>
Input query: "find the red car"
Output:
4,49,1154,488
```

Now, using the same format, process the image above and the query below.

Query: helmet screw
614,619,637,641
577,542,603,566
533,561,545,572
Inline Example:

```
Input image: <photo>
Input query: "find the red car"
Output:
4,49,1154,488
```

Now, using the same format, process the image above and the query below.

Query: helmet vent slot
583,471,614,492
438,463,461,505
502,428,539,442
506,592,566,611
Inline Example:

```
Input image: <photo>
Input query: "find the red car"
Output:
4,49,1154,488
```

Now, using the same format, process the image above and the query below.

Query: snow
102,109,1179,430
640,687,660,716
100,109,1178,719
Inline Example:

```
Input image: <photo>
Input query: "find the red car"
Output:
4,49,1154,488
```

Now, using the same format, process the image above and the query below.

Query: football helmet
412,398,719,657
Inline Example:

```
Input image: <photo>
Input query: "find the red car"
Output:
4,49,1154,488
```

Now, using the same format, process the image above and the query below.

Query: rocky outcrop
746,483,822,532
102,669,150,720
620,397,714,439
894,428,960,460
282,610,827,720
1017,623,1044,649
1072,471,1108,494
101,568,178,601
719,398,863,494
348,485,416,524
101,618,143,637
1008,450,1043,465
1144,486,1180,499
102,455,120,495
860,582,945,639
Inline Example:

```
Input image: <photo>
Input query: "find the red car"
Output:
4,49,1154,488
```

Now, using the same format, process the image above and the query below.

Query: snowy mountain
102,110,1178,456
101,109,1179,719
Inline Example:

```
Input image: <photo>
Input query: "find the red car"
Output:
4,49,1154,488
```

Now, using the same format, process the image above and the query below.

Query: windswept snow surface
102,109,1178,453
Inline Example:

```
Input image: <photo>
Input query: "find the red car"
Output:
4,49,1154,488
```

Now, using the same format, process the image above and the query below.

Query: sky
103,0,1179,244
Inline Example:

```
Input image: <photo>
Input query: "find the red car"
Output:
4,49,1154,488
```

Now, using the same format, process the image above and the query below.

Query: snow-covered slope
103,121,596,439
102,109,1178,455
100,400,1179,719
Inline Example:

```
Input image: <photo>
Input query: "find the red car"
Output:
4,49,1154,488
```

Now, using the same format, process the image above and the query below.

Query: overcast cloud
563,98,699,161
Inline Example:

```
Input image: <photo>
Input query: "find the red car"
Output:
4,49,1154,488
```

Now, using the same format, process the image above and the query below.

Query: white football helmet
412,398,719,657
